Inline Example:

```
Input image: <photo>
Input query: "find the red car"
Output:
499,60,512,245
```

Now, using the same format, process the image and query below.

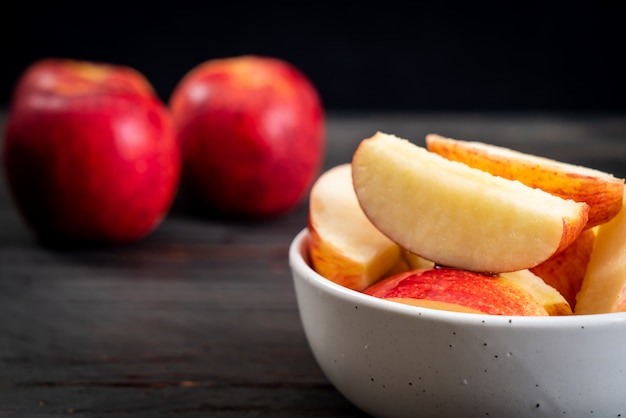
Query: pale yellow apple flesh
308,163,401,291
352,132,590,273
426,133,624,228
500,269,572,316
575,195,626,314
402,250,435,270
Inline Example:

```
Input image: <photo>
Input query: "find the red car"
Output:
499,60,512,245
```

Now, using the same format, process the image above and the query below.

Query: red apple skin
2,59,181,245
10,58,157,101
169,55,325,218
363,268,548,316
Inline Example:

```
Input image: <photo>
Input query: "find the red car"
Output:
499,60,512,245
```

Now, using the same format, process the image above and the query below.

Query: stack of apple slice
308,132,626,316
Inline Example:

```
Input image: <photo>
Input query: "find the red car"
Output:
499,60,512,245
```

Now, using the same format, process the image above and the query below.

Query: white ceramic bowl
289,228,626,418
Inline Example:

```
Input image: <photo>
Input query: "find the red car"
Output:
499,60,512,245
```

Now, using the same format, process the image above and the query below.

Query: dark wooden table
1,110,626,417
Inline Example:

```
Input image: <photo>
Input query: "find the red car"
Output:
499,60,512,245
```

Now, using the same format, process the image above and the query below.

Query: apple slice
308,164,401,291
500,270,572,316
352,132,590,273
402,250,435,270
575,195,626,314
529,227,596,310
426,133,624,228
363,268,549,316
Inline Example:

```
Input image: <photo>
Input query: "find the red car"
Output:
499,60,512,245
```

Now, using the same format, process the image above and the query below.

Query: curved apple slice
308,164,401,291
394,254,572,315
426,133,624,228
352,132,590,273
575,195,626,314
529,227,596,310
363,268,549,316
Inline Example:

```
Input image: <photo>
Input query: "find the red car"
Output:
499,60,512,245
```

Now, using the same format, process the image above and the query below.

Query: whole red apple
169,55,325,218
2,58,181,245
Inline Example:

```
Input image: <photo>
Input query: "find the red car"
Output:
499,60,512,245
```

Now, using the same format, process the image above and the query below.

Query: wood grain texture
1,110,625,416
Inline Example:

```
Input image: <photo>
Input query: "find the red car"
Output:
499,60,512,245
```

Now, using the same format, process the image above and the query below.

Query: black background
2,0,625,112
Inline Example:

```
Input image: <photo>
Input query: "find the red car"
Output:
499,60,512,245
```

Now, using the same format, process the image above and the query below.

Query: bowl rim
289,227,626,329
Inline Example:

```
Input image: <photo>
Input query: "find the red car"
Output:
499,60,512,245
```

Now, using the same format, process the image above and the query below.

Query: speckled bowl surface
289,228,626,418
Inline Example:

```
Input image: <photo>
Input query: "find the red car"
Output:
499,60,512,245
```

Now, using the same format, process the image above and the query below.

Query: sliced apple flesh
500,269,572,316
351,132,590,273
575,194,626,314
426,133,624,228
529,227,596,310
402,250,435,270
307,163,401,291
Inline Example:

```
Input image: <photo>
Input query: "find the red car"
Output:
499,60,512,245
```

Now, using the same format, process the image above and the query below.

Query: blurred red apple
169,55,325,218
2,58,181,245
